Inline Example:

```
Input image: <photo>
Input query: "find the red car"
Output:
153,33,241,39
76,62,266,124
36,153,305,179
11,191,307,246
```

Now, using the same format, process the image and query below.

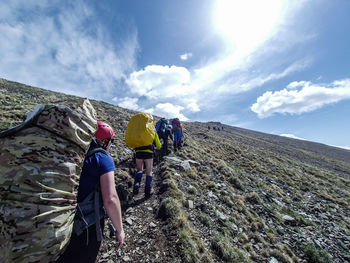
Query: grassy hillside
1,78,349,263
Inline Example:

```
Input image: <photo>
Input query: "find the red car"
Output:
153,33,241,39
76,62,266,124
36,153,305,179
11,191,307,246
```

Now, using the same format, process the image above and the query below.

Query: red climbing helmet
94,121,115,141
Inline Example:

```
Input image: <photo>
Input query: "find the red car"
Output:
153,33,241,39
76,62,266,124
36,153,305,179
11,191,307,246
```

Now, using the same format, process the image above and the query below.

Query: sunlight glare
215,0,284,54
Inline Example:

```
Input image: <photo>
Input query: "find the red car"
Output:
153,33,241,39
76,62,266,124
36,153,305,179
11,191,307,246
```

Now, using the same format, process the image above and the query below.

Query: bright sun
215,0,284,53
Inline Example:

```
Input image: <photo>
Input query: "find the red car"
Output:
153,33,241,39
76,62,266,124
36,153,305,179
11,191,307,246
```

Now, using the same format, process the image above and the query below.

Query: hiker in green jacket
57,121,124,263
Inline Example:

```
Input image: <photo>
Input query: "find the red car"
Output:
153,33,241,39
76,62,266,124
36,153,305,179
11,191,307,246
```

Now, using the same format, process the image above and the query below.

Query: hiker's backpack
155,118,168,135
125,112,155,148
172,118,181,132
0,99,97,263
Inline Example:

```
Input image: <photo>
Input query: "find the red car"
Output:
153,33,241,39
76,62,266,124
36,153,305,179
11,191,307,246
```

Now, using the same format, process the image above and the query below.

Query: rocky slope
1,78,350,263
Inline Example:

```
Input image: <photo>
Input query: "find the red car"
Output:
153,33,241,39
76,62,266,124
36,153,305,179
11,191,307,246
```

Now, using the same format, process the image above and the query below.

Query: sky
1,0,349,149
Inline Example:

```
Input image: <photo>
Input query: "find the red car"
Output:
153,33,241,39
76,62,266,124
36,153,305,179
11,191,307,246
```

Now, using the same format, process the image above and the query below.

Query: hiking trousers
173,131,182,148
160,135,169,156
56,219,105,263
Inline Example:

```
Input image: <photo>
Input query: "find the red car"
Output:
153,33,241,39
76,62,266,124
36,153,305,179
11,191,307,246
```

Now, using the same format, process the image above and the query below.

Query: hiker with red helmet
57,121,124,263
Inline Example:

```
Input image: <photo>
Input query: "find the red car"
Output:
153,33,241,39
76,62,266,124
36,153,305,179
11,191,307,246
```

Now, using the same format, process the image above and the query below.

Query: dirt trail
97,159,180,263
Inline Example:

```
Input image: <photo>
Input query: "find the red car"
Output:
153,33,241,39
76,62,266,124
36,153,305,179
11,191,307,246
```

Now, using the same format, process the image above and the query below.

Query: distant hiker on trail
125,113,161,198
179,123,184,145
171,118,183,152
156,118,173,157
57,121,125,263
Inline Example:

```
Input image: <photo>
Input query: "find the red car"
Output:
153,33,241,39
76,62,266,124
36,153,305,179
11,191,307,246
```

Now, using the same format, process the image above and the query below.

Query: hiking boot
133,182,140,195
145,187,154,198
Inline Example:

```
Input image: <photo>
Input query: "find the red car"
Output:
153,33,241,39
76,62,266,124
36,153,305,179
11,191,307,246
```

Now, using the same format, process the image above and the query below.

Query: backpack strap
85,147,109,158
0,104,46,138
73,147,110,243
134,145,154,151
94,184,103,242
85,137,109,158
74,184,105,243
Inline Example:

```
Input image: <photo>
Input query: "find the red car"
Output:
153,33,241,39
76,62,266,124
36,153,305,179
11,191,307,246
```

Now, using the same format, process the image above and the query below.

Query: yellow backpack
125,113,155,148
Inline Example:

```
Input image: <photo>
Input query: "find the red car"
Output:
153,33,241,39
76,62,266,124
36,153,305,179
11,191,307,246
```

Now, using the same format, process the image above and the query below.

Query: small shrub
245,192,262,204
270,249,293,263
161,223,172,234
188,185,197,195
234,195,246,212
211,232,251,263
198,212,211,227
161,178,177,192
251,232,268,246
179,227,209,263
267,232,276,242
179,230,201,263
187,167,199,180
207,181,216,190
199,252,214,263
238,232,249,243
169,187,185,201
191,181,202,191
199,172,210,180
303,244,333,263
229,175,245,190
251,220,264,231
221,195,234,208
157,197,181,221
174,215,188,228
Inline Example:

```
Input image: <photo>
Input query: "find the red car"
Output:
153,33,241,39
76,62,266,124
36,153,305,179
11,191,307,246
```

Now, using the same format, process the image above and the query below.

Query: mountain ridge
1,78,350,263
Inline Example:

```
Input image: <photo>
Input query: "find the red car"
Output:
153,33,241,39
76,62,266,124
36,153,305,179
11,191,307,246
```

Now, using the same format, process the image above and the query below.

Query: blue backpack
155,118,168,135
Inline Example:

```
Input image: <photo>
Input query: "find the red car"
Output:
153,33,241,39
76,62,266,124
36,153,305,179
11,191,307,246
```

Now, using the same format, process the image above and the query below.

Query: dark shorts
135,151,153,159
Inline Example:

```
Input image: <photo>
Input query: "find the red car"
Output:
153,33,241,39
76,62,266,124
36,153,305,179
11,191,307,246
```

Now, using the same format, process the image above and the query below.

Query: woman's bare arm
100,171,125,249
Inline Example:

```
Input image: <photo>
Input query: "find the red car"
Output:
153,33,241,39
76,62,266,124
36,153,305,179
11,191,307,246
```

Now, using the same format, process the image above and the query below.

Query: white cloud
287,81,310,89
251,79,350,118
186,101,200,112
144,103,188,121
0,1,138,99
280,134,306,140
112,97,139,111
232,59,311,94
180,53,192,60
124,65,201,117
182,98,200,112
126,65,191,99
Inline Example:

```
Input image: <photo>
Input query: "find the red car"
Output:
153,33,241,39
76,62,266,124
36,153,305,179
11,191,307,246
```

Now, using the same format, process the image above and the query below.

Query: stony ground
1,78,350,263
97,157,181,263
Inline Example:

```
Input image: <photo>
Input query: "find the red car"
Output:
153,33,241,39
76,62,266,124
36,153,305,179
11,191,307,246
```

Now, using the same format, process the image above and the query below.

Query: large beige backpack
0,99,96,263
